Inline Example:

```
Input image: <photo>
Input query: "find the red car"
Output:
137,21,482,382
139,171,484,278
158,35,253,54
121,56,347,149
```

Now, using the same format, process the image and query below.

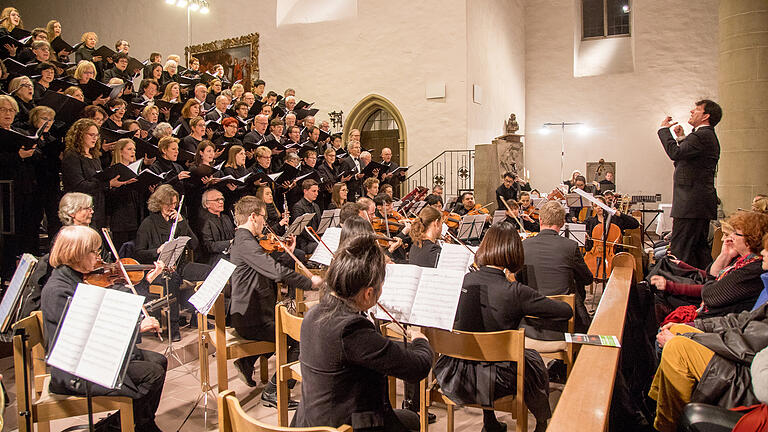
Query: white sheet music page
374,264,423,323
308,227,341,266
77,288,143,389
436,243,475,273
188,259,236,315
0,253,37,330
409,268,465,330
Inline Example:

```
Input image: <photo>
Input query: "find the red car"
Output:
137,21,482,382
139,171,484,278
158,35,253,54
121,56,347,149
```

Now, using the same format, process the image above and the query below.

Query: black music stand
286,213,315,237
157,236,192,367
317,209,340,235
458,214,486,243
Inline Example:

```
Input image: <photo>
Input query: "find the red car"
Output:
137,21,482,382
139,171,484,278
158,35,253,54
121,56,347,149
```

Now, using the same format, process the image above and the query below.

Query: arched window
362,109,398,132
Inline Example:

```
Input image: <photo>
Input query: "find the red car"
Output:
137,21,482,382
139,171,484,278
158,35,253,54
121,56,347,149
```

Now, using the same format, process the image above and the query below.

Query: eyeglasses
90,248,102,255
207,197,225,203
20,83,33,89
85,132,100,138
0,107,17,114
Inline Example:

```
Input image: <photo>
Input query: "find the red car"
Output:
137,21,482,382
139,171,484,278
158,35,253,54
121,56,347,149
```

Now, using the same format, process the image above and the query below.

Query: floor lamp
541,121,584,184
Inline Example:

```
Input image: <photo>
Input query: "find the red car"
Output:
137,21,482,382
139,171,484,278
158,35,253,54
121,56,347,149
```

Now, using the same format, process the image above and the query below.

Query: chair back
218,390,352,432
276,304,302,342
422,328,525,362
547,294,575,333
12,311,46,424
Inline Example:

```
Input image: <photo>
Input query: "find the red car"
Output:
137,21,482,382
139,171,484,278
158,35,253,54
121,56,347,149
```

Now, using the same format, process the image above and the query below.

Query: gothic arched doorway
344,94,408,170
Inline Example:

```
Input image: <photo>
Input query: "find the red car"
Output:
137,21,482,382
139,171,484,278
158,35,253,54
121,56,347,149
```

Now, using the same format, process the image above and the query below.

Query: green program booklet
565,333,621,347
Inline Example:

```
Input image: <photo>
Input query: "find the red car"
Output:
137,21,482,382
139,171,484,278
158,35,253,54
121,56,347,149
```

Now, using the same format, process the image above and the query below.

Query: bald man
380,147,405,198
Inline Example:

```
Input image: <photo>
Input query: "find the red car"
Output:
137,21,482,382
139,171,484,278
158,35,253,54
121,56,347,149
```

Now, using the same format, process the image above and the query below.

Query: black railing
404,150,475,199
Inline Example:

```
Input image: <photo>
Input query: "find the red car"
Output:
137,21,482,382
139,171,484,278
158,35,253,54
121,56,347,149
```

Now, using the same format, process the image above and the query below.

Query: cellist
583,196,639,252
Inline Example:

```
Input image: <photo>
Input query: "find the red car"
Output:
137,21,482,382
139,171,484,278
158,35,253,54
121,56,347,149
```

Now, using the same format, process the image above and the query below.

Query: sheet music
375,264,423,322
492,210,506,225
188,259,236,315
286,213,315,236
0,254,37,332
560,223,587,244
308,227,341,266
158,236,191,268
408,269,465,331
47,284,143,389
127,158,143,174
436,243,475,273
574,188,616,215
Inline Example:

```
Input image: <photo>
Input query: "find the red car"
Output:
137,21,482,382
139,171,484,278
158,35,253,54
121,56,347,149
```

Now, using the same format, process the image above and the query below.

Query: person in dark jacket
293,234,433,432
650,210,768,321
227,196,322,405
107,138,143,249
61,118,132,229
290,179,321,254
658,100,722,270
502,199,540,233
650,248,768,432
434,222,573,432
197,188,235,265
516,200,593,333
149,136,191,197
41,225,166,432
134,184,199,341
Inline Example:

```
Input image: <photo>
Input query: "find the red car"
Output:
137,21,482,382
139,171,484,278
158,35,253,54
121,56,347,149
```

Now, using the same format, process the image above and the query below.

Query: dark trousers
234,324,299,391
670,218,712,271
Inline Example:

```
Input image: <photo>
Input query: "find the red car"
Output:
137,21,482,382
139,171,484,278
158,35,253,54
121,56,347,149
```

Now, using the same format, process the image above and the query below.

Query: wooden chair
218,389,352,432
275,304,304,426
206,293,275,391
12,312,134,432
421,328,527,432
711,226,723,261
524,294,576,377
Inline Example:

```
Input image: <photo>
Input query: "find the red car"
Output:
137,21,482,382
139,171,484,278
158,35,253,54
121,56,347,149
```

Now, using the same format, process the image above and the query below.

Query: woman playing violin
372,193,411,261
41,225,167,432
503,199,540,233
519,191,539,220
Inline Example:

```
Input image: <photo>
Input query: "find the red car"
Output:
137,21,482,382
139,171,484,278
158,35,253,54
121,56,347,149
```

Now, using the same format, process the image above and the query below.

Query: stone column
473,134,525,212
717,0,768,213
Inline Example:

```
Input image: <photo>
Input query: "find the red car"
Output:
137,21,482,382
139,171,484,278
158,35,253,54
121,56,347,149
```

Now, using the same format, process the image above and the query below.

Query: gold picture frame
186,32,260,91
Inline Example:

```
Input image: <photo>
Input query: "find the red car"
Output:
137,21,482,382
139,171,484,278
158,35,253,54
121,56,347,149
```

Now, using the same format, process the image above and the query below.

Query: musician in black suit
290,179,321,254
340,140,364,201
379,147,405,195
516,200,593,333
658,100,722,270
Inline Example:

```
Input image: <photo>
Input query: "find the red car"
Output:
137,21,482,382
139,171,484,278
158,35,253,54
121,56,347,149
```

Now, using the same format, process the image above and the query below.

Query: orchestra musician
495,172,519,210
292,234,433,431
41,225,167,432
453,191,490,221
434,222,572,432
503,199,540,233
363,177,379,200
228,196,322,405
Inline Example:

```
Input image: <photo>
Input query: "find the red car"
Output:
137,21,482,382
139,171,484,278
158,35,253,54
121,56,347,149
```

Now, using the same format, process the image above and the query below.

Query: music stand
565,193,587,209
491,210,506,225
458,214,486,243
285,213,315,237
560,223,587,247
0,254,38,339
409,200,427,215
316,209,340,235
157,236,193,372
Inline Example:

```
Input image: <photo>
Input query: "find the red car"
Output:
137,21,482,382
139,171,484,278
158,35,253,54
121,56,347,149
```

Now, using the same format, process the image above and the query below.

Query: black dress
61,151,109,228
107,165,143,249
434,266,573,424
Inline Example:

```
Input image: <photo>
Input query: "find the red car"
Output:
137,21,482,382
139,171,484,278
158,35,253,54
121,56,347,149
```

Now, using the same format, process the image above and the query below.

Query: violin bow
376,302,407,336
101,228,163,341
305,226,334,256
264,225,314,279
499,197,528,235
445,230,477,256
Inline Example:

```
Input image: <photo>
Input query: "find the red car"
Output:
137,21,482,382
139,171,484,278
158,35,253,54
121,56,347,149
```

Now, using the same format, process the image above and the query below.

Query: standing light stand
541,121,584,184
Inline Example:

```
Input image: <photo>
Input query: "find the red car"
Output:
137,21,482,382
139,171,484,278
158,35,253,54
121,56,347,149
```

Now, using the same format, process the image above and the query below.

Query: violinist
373,193,410,261
41,225,167,432
293,234,432,431
454,192,491,221
519,192,538,219
409,206,443,268
381,183,394,200
503,199,540,233
357,196,377,222
228,196,322,406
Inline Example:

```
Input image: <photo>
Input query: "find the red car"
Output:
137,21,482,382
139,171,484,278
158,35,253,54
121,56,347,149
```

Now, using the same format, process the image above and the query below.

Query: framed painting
186,33,259,91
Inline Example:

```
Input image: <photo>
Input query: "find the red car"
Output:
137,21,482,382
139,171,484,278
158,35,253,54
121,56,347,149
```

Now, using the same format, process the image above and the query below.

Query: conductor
658,99,721,269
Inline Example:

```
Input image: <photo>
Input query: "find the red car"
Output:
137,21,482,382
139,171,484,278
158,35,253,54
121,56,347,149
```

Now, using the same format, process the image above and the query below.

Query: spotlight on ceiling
176,0,188,7
539,126,551,135
189,1,200,10
622,4,630,13
200,1,209,13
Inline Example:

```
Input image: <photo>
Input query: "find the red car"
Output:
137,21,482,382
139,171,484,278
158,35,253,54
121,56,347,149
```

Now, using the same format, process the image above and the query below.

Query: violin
442,210,461,230
523,205,539,220
259,232,287,252
84,257,156,287
547,188,565,201
466,203,492,217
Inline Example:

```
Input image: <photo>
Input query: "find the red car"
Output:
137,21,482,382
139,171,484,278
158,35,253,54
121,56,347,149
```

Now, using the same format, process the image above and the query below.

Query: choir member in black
26,106,64,237
0,7,21,37
283,114,298,139
107,138,142,249
61,118,131,229
221,145,257,206
9,76,34,127
434,222,573,432
293,234,432,431
205,95,228,122
102,97,127,130
158,82,181,125
82,104,107,128
181,116,205,155
206,79,222,105
186,140,224,229
582,195,640,251
233,102,250,134
102,52,132,84
74,32,103,72
318,148,340,208
503,199,540,233
280,152,302,210
363,177,380,201
192,83,212,112
134,184,200,341
243,114,268,153
299,148,318,181
303,126,321,153
252,145,275,190
74,61,109,106
340,140,364,201
161,60,179,88
32,61,55,103
328,182,348,210
290,179,321,254
379,147,405,194
145,62,163,84
0,96,39,276
150,136,191,195
285,124,301,147
198,188,235,265
216,117,243,157
174,99,200,139
41,225,167,432
266,118,286,171
228,196,322,402
255,186,291,236
26,40,52,67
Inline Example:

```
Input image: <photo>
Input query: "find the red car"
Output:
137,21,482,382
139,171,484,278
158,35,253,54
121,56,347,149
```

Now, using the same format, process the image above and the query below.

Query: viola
466,203,491,216
442,211,462,230
84,257,155,287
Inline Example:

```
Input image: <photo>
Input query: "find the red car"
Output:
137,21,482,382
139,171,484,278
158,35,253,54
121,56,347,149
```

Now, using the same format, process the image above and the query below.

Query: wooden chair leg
120,404,135,432
259,356,269,383
516,402,527,432
37,421,51,432
277,369,289,427
419,379,428,432
388,376,397,408
447,404,454,432
217,354,228,391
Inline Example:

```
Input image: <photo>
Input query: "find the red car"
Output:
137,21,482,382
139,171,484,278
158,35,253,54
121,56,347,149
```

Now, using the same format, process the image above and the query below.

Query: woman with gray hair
152,121,173,140
58,192,94,227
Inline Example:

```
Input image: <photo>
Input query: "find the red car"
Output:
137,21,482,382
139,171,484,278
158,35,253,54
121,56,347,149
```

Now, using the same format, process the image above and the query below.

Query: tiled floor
1,281,609,431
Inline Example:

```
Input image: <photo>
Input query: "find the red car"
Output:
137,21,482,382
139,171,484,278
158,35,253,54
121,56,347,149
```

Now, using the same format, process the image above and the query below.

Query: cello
583,220,621,280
